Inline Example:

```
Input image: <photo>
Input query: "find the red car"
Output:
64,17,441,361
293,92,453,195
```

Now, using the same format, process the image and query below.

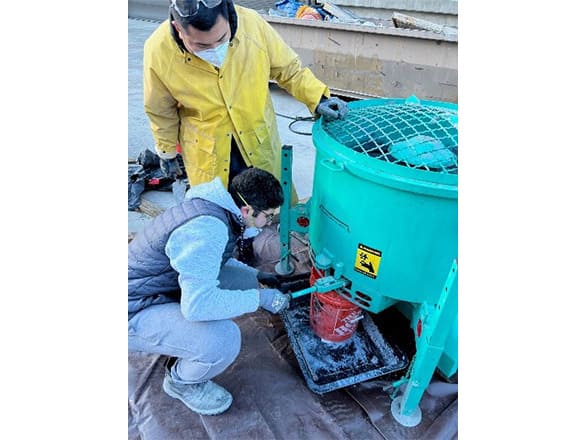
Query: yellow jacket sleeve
143,36,180,159
259,16,330,114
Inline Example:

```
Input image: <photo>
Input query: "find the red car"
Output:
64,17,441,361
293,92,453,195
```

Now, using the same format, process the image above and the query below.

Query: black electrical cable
275,112,317,136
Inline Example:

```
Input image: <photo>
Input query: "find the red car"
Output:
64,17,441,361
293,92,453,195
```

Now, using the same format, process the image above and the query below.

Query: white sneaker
163,373,233,415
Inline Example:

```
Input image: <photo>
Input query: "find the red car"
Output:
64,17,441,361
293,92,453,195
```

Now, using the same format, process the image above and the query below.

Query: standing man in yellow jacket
143,0,348,199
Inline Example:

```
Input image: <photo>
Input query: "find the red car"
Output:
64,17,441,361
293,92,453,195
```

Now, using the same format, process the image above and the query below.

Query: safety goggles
170,0,223,18
237,192,275,222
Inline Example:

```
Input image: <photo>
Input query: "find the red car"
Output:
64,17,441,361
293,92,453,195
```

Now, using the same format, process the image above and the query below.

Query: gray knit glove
316,97,349,121
259,289,291,314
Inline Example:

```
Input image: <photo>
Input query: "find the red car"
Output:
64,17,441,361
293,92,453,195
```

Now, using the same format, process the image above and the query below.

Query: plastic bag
274,0,303,17
128,149,188,211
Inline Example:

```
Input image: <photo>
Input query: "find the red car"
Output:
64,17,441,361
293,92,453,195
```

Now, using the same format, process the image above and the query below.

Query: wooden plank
321,2,362,23
392,12,458,37
137,198,165,218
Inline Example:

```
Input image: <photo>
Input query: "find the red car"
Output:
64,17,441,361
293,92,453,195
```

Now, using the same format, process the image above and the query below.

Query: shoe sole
163,380,233,416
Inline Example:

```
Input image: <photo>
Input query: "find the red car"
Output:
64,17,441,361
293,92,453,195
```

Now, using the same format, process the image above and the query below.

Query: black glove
159,157,183,178
259,288,291,314
257,271,312,290
316,97,349,121
257,271,280,288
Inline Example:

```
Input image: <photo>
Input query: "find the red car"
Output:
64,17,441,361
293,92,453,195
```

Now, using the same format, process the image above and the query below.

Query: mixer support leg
391,259,458,427
276,145,295,275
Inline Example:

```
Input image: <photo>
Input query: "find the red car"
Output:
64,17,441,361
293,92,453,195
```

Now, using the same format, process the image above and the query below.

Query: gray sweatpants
128,264,258,384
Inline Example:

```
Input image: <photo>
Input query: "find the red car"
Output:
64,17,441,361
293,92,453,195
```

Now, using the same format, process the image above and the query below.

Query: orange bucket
309,267,362,343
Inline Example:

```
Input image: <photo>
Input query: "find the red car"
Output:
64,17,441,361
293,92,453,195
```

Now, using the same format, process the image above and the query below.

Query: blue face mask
194,40,229,68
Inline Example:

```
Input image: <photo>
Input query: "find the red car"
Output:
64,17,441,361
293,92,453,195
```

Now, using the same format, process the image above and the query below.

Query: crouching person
128,167,290,415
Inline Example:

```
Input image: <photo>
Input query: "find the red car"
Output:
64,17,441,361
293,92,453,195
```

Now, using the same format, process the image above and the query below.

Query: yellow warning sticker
354,243,382,279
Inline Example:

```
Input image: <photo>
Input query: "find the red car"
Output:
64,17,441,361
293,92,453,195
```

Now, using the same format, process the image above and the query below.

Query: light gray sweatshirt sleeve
224,256,259,274
165,215,261,321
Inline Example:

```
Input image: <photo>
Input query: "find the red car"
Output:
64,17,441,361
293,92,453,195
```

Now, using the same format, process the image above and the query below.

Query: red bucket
309,267,362,343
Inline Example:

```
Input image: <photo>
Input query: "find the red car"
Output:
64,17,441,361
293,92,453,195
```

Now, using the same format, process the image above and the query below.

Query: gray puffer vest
128,198,243,318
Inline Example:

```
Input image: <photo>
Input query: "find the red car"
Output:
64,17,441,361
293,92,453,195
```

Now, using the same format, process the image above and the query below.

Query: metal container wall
310,97,457,312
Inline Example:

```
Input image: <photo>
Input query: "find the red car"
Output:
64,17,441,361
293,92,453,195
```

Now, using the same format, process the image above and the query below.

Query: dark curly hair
229,168,284,213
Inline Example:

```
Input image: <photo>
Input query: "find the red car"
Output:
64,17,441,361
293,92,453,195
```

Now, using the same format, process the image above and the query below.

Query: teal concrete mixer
277,96,458,427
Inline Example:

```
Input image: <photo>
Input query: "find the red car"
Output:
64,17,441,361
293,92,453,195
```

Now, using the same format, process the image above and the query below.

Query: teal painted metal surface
308,96,458,404
279,96,458,426
290,276,347,299
276,145,295,275
310,96,457,310
276,145,311,275
392,259,458,422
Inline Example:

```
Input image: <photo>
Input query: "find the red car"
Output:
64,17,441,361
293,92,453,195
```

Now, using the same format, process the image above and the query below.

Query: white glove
259,288,290,314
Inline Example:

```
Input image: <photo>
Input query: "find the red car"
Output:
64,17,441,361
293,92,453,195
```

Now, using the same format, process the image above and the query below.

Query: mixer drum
309,96,458,312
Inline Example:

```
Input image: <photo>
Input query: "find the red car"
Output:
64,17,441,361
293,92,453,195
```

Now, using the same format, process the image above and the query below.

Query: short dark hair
229,168,284,212
170,0,229,32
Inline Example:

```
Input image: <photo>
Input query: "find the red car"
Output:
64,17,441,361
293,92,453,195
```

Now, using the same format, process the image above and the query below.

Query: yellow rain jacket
143,6,329,191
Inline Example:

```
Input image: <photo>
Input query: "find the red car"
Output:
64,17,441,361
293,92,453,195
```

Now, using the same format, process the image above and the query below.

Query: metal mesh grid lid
322,96,458,174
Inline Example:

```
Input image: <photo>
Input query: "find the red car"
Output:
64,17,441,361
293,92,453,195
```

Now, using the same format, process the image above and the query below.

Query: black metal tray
280,295,409,394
